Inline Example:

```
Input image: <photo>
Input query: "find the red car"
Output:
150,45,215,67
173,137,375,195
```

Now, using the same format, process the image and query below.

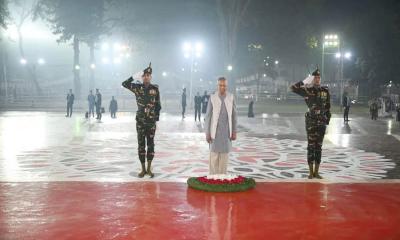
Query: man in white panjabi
205,77,237,174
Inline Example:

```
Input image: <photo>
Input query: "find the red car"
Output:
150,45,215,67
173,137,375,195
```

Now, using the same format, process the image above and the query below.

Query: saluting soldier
290,68,331,179
122,63,161,178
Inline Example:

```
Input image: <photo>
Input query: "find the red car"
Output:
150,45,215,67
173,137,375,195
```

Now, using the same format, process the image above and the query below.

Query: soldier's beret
143,62,152,75
312,68,320,76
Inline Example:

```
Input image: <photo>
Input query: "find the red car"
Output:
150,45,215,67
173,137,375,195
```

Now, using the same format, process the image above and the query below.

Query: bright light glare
195,42,204,52
113,58,121,64
113,43,121,51
183,42,192,52
101,43,109,51
102,57,109,64
37,58,45,65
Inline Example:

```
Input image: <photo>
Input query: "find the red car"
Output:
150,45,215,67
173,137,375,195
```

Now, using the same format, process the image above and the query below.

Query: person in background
248,99,255,118
342,92,351,122
66,89,74,117
201,90,210,120
88,90,95,118
95,89,102,120
194,92,202,122
109,96,118,118
181,88,187,119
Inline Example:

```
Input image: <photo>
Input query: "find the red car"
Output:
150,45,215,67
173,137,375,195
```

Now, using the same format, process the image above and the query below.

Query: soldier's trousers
305,119,326,164
195,106,201,121
136,121,157,163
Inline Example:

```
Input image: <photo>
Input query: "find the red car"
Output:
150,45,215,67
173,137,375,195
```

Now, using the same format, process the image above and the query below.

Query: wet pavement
1,111,400,239
0,111,399,181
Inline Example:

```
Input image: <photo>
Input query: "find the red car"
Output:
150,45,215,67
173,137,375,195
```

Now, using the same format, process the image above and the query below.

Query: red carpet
1,182,400,239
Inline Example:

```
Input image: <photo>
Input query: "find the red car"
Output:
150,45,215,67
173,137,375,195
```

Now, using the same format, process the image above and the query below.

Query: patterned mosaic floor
0,112,396,182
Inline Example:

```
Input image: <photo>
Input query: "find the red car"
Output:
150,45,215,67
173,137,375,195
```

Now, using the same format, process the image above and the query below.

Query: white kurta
205,93,237,153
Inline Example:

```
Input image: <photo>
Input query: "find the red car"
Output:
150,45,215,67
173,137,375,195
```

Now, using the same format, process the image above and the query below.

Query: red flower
196,176,246,185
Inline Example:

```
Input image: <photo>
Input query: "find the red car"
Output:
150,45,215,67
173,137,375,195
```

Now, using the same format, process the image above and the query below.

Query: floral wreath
187,174,256,192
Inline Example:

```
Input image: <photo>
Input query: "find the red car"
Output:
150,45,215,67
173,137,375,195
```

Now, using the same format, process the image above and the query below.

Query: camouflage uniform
291,80,331,166
122,77,161,164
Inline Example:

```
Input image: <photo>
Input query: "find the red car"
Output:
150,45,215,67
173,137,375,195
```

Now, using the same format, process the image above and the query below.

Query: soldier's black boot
147,160,154,178
308,162,314,179
313,151,323,179
307,148,314,179
138,162,146,178
314,163,323,179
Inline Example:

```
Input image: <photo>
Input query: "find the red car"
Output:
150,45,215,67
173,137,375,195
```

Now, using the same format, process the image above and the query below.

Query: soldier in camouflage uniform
290,68,331,179
122,63,161,178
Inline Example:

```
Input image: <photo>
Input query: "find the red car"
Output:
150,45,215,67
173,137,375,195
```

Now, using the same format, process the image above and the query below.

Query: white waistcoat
210,92,234,139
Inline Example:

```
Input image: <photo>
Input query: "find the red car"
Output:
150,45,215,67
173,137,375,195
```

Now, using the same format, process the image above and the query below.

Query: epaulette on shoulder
152,84,159,89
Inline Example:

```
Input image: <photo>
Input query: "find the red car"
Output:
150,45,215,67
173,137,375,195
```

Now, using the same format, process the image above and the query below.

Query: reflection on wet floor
1,182,400,239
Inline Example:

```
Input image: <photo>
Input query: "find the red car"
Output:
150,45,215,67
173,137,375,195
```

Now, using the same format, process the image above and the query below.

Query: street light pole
323,33,340,103
335,51,352,107
340,42,344,107
322,43,325,84
183,41,203,109
2,48,8,103
189,54,194,107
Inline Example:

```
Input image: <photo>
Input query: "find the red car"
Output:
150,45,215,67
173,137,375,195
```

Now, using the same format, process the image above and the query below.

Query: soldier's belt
138,107,151,113
307,109,328,115
307,109,322,114
306,112,327,118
